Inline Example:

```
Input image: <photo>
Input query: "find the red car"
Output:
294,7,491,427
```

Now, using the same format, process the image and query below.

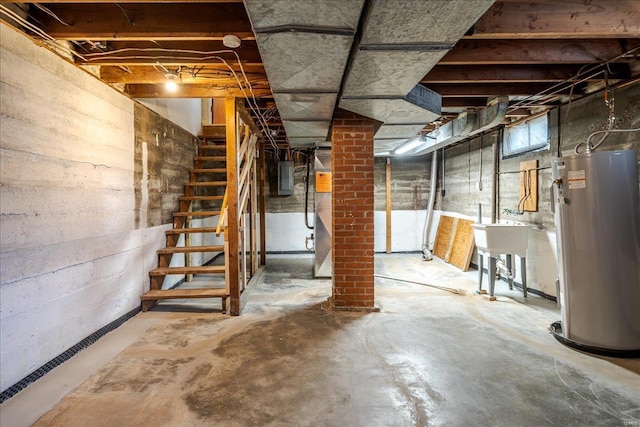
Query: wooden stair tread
194,156,226,161
173,210,221,217
158,245,224,254
191,168,226,173
179,195,225,201
199,145,226,150
150,266,226,275
184,181,227,186
142,288,228,300
166,227,219,234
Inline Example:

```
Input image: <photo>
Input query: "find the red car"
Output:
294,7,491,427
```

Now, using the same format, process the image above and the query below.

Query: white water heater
551,149,640,355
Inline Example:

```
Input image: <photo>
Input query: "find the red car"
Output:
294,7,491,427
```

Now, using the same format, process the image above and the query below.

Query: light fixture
393,136,427,155
223,34,241,48
164,70,179,92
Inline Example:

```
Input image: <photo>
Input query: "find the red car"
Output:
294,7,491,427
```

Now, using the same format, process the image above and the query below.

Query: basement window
502,113,550,158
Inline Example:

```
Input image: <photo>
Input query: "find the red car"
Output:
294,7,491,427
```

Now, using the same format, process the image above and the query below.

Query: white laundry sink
471,224,529,257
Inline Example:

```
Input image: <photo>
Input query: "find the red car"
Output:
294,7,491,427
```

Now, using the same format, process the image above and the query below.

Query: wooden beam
31,3,254,40
124,84,272,98
77,40,263,65
258,140,266,266
385,159,392,254
442,39,638,64
422,64,630,83
100,66,267,85
226,97,240,316
468,0,640,39
441,97,490,108
100,65,266,83
11,0,242,2
236,100,263,138
424,83,575,97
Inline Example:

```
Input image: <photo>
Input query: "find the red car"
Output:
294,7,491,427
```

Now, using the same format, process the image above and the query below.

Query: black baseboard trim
0,306,140,403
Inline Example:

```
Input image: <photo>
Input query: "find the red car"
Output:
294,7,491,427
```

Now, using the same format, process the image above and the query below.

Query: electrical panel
277,161,294,196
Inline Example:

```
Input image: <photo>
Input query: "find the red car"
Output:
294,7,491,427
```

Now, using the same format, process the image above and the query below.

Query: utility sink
472,224,529,257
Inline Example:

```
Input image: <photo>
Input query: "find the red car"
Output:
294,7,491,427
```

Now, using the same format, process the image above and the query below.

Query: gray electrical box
277,161,294,196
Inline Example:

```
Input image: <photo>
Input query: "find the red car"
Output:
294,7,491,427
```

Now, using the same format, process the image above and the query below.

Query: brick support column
330,110,377,310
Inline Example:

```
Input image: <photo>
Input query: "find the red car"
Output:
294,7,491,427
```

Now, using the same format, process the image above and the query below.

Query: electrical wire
3,7,284,150
0,5,87,62
509,45,640,113
32,3,72,26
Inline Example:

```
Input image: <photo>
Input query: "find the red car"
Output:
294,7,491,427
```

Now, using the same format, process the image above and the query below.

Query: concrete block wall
0,24,196,391
331,111,375,308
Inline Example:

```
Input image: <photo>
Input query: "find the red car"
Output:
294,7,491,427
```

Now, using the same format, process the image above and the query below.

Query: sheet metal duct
410,97,509,156
245,0,495,151
339,0,495,154
244,0,365,147
314,149,332,277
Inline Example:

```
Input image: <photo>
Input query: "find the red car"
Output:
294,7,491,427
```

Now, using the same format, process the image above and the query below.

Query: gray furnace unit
314,149,332,277
551,149,640,356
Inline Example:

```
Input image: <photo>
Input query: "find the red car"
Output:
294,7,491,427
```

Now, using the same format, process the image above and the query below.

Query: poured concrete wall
0,24,196,391
263,151,435,252
137,98,203,137
439,82,640,296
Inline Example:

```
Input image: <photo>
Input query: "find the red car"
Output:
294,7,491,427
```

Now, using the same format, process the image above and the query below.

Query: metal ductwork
244,0,495,149
411,97,509,156
339,0,495,154
244,0,365,147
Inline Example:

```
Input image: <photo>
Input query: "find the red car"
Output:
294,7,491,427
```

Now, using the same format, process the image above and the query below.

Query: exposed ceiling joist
30,3,255,40
125,84,272,98
9,0,243,2
442,39,639,64
424,83,577,97
73,40,263,66
467,0,640,39
3,0,638,150
100,66,268,85
423,63,631,83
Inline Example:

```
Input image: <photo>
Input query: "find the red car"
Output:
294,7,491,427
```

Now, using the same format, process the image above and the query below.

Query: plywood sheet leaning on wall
434,215,455,259
433,215,476,271
448,219,475,271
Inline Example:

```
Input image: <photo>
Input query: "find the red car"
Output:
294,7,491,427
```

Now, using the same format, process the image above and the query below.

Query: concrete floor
1,254,639,426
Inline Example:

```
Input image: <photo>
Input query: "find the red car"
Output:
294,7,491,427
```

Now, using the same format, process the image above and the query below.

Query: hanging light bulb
164,71,179,92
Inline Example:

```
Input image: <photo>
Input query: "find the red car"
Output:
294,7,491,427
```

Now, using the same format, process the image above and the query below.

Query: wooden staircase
141,135,230,312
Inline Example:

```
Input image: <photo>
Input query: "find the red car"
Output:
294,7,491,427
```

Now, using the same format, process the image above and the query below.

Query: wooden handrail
216,187,228,236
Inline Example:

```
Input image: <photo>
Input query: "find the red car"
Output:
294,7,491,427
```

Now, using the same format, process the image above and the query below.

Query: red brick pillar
330,110,377,311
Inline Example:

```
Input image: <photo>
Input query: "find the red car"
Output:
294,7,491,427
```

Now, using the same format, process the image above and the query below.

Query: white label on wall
568,170,586,189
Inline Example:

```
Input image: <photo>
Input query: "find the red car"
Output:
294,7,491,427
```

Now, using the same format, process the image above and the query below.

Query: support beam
78,40,263,65
100,65,266,84
441,39,638,64
468,0,640,39
422,64,630,83
441,98,490,108
259,140,266,266
424,83,575,97
331,110,376,310
226,97,240,316
11,0,242,2
124,84,272,98
31,3,254,40
385,159,392,254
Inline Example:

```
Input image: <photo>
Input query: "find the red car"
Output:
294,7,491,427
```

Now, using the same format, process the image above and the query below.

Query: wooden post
225,96,240,315
385,158,392,254
258,139,266,265
250,142,259,273
491,130,500,224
